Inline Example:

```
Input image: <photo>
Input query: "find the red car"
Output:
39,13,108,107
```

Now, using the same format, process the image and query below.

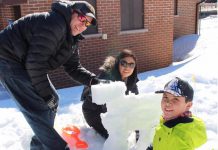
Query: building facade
0,0,200,88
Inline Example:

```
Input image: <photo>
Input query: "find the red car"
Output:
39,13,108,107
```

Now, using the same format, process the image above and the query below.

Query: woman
81,49,139,139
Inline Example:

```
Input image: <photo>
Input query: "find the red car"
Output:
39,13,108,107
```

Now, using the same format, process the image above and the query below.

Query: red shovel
62,125,88,150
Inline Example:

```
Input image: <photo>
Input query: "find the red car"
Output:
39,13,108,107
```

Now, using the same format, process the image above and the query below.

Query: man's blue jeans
0,58,68,150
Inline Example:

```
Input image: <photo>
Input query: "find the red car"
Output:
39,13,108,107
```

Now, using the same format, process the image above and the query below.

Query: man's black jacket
0,1,95,100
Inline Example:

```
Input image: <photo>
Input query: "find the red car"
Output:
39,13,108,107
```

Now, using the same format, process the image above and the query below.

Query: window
174,0,178,15
7,5,21,25
82,0,98,35
14,5,21,20
121,0,144,31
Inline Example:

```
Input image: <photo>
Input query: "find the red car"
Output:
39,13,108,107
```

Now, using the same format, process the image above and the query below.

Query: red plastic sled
61,125,88,150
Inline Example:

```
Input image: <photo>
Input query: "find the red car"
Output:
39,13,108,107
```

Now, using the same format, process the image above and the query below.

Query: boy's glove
146,144,153,150
96,103,107,113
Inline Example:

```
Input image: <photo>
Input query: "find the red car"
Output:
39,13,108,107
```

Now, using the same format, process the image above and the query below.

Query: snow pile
0,16,218,150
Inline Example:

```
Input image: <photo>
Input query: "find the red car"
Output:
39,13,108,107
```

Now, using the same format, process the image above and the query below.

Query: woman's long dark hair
113,49,138,89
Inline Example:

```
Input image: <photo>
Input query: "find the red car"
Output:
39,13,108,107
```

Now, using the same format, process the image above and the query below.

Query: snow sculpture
91,81,162,150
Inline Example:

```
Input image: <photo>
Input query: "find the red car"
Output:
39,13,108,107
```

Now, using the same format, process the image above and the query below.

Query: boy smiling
148,77,207,150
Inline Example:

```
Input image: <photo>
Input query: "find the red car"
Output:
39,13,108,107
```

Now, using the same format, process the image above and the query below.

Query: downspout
195,0,206,34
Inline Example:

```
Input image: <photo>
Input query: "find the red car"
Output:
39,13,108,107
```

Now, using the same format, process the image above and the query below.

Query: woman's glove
96,103,107,113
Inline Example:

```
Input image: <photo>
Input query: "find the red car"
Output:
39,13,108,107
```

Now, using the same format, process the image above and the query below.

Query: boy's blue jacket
152,116,207,150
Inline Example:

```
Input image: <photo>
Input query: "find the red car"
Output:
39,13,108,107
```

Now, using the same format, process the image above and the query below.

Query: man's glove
44,95,58,112
96,103,107,113
99,79,110,84
90,77,100,85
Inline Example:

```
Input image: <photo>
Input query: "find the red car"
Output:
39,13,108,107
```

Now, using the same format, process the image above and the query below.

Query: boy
147,77,207,150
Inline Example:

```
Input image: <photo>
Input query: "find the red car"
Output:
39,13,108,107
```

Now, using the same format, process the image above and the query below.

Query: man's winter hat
72,1,97,26
155,77,194,101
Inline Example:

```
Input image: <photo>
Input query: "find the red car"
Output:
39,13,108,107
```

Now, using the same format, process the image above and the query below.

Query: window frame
174,0,178,16
120,0,144,31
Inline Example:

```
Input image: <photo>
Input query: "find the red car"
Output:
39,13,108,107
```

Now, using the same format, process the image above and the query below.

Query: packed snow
0,15,218,150
91,82,162,150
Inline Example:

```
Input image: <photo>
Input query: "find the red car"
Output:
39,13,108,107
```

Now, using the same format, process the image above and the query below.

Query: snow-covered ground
0,15,218,150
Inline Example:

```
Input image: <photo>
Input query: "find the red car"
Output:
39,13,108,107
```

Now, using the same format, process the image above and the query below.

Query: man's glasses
120,60,135,69
76,11,92,27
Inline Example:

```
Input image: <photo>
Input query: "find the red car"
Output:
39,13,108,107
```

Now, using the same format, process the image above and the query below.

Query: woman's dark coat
81,56,139,138
81,56,139,110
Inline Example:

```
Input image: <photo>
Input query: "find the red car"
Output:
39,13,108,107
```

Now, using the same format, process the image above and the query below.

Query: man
0,0,99,149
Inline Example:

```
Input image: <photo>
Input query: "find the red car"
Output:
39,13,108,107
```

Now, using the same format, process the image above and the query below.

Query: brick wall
21,0,52,15
0,4,15,28
0,0,174,89
0,0,51,28
174,0,199,39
